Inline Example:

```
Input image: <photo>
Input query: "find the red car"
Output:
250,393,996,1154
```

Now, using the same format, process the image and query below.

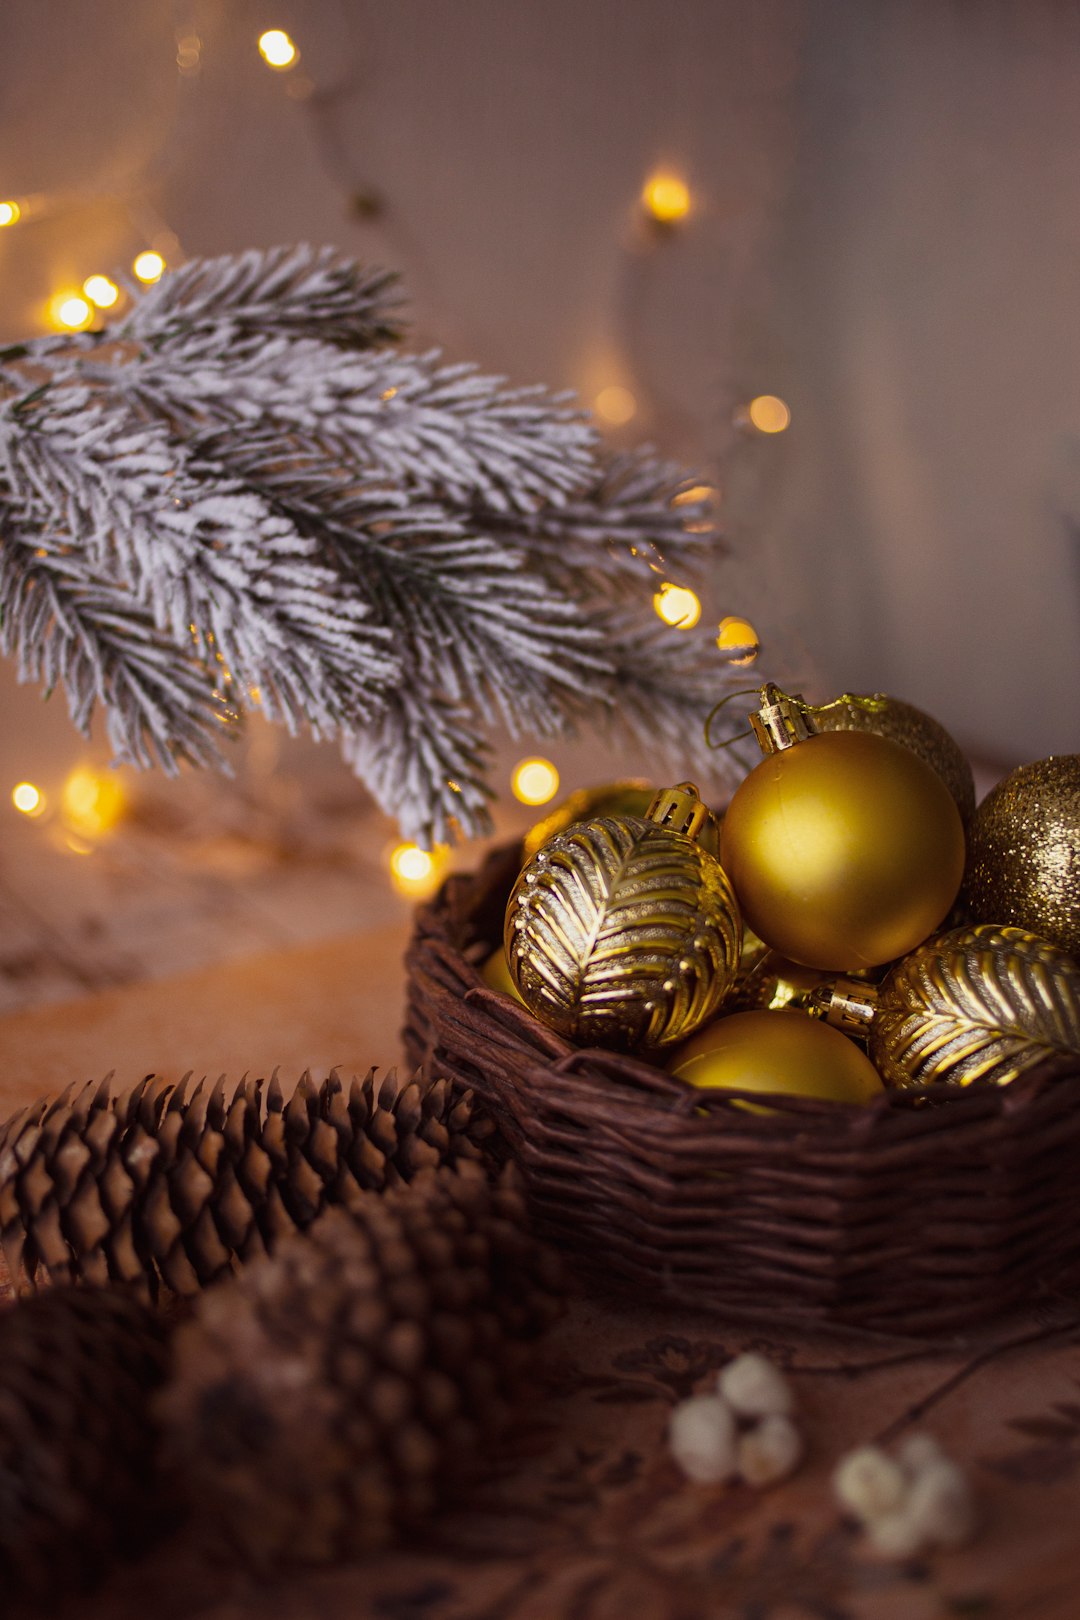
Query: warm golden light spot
716,616,761,665
653,583,702,629
389,842,448,898
62,767,125,838
50,293,93,331
511,758,560,807
133,250,166,283
83,274,119,309
0,202,21,227
747,394,791,434
673,484,717,507
176,34,202,72
594,385,637,426
258,29,298,68
12,782,45,816
642,173,691,223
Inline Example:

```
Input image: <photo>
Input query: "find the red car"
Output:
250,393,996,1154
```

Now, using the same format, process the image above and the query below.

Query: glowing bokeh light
389,841,448,898
653,583,702,629
716,615,761,665
511,758,560,807
50,293,93,331
673,484,717,507
747,394,791,434
0,202,21,227
642,172,691,223
12,782,45,816
133,250,166,283
594,385,637,426
83,274,120,309
258,29,298,68
61,767,125,838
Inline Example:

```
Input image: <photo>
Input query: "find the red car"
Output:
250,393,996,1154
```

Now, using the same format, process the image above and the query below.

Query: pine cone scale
0,1069,500,1299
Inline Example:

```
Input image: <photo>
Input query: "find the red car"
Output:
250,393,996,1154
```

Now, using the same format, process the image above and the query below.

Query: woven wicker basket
404,844,1080,1338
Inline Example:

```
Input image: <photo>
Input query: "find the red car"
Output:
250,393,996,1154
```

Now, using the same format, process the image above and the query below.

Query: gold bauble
812,693,976,825
870,923,1080,1091
522,781,721,863
720,730,966,972
669,1009,885,1104
961,755,1080,957
505,784,741,1052
479,946,524,1004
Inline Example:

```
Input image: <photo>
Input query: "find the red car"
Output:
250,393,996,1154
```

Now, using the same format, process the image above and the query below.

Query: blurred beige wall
1,0,1077,790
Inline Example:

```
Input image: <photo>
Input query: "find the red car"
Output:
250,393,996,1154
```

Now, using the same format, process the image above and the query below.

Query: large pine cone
0,1287,168,1604
157,1162,563,1567
0,1067,499,1299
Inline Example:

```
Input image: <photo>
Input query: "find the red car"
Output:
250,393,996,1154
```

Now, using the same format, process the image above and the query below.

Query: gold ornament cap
748,685,816,754
644,781,711,840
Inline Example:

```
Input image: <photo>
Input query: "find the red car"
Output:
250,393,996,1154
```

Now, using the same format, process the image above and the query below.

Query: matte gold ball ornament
868,924,1080,1092
961,755,1080,957
716,686,966,972
505,783,741,1052
668,1010,885,1104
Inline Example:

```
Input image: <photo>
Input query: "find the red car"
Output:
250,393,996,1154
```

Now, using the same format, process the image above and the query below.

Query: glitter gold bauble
522,781,721,862
869,924,1080,1091
668,1009,885,1104
961,756,1080,957
505,783,741,1052
719,686,966,972
812,693,975,825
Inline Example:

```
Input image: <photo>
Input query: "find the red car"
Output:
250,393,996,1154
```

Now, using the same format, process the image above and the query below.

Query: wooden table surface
3,928,1080,1620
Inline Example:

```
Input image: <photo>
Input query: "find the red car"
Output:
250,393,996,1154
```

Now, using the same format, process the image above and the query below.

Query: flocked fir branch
0,244,754,845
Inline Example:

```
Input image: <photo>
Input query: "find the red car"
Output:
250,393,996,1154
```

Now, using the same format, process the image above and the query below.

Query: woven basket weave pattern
404,845,1080,1336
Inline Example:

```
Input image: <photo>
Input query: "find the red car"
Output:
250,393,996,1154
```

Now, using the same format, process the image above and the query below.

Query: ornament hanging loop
704,686,764,751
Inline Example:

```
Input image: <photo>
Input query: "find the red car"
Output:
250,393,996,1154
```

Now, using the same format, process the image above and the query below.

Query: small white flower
833,1445,907,1524
668,1393,738,1484
904,1459,977,1550
866,1507,926,1561
895,1432,945,1477
717,1352,795,1419
737,1413,804,1487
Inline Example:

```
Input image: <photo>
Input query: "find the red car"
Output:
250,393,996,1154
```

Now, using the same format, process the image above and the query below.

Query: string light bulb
388,841,448,898
49,293,93,331
11,782,45,817
642,172,691,224
133,250,165,284
0,202,20,228
716,616,760,666
83,274,119,309
258,29,299,69
511,758,560,807
61,767,125,838
747,395,791,434
653,583,702,629
594,385,637,426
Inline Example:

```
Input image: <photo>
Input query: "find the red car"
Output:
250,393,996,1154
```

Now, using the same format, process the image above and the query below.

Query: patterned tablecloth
2,931,1079,1620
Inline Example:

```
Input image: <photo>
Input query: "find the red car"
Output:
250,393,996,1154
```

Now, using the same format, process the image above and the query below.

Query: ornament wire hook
703,686,763,751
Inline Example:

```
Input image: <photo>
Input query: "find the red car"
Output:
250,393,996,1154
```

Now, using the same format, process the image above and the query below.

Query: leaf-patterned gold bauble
812,693,976,825
869,924,1080,1091
962,755,1080,956
505,783,741,1052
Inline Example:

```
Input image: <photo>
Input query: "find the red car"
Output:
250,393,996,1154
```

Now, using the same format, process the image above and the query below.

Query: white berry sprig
833,1433,976,1558
668,1352,804,1488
